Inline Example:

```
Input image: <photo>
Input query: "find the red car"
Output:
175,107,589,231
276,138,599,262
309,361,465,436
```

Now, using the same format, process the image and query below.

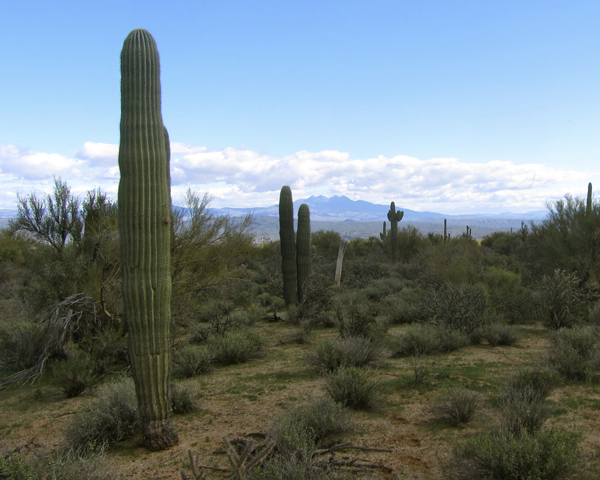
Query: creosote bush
447,427,581,480
484,323,519,346
392,324,469,357
429,388,481,426
547,327,600,381
308,336,385,373
64,378,140,456
209,328,265,365
269,397,353,460
170,382,199,415
324,367,381,410
172,345,214,378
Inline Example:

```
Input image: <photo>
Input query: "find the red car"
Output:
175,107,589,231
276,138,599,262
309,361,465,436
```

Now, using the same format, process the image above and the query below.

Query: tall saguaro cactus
279,186,297,307
380,222,387,242
587,183,593,216
118,29,178,451
296,203,311,302
387,202,404,264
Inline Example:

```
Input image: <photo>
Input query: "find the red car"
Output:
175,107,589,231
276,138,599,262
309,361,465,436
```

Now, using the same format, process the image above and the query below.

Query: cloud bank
0,141,594,214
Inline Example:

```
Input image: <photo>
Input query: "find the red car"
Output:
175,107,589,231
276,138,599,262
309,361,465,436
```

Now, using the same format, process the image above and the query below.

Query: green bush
484,323,519,347
171,382,199,414
64,378,140,456
547,327,600,381
423,283,488,335
324,367,381,411
0,452,116,480
52,355,100,398
336,303,386,340
500,368,559,436
209,328,265,365
538,270,587,330
383,287,427,324
172,345,214,378
391,324,469,357
429,388,481,426
448,427,581,480
308,337,385,373
269,397,352,460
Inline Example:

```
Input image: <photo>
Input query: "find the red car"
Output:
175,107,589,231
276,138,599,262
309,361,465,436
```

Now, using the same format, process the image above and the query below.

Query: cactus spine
387,202,404,264
118,29,178,450
279,186,297,307
587,183,593,216
296,204,311,302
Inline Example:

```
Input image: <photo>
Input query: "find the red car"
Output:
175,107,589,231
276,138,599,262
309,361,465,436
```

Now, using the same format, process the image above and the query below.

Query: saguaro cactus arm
118,28,178,451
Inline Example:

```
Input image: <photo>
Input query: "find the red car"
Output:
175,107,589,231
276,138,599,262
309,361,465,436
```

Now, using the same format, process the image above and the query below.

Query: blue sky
1,0,599,214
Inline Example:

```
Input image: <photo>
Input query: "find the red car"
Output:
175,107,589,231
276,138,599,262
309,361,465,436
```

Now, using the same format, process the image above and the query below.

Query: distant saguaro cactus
118,28,178,450
587,183,593,216
444,219,447,243
279,186,297,307
380,221,387,242
387,202,404,263
296,203,311,302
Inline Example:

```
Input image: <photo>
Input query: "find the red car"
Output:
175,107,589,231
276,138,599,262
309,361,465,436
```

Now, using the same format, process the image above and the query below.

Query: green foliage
484,323,519,346
448,426,581,480
547,327,600,381
538,269,587,329
52,346,101,397
209,328,265,365
269,397,352,460
9,177,83,258
481,266,536,323
335,302,386,340
172,345,214,378
391,324,469,357
424,283,488,335
170,382,199,414
324,367,381,410
311,230,342,262
430,388,481,426
64,378,140,456
308,336,385,373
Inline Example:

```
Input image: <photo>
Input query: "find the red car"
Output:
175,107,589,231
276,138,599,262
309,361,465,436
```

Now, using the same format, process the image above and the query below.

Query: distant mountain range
0,196,550,240
212,195,548,223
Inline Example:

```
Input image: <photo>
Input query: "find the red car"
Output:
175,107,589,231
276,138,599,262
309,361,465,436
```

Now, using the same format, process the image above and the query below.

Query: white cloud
0,141,595,213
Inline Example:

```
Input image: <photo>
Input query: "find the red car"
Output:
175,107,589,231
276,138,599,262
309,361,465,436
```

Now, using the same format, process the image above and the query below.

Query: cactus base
143,420,179,451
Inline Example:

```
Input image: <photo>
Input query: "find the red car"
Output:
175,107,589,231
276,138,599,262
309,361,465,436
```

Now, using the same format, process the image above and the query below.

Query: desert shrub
0,451,117,480
253,456,353,480
499,368,560,436
391,324,469,357
341,258,387,289
64,378,140,456
447,426,581,480
171,382,199,415
308,337,385,373
172,345,214,378
269,397,352,460
324,367,381,411
429,388,481,426
362,277,405,302
423,283,488,335
209,328,265,365
294,275,335,325
383,287,427,324
484,323,519,346
538,269,587,330
547,327,600,381
335,303,386,340
52,348,101,397
481,266,537,324
282,320,313,345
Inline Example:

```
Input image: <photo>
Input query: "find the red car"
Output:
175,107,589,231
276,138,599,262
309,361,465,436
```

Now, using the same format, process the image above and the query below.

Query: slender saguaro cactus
387,202,404,264
279,186,297,307
587,183,593,216
380,222,387,242
118,28,178,450
443,219,447,243
296,203,311,302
